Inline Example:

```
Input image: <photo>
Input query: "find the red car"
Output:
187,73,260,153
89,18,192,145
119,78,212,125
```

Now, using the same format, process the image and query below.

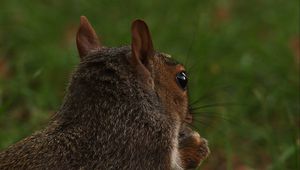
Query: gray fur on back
0,46,178,170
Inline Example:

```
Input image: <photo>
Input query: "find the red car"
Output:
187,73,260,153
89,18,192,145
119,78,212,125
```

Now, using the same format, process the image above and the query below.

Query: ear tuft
131,19,154,66
76,16,101,59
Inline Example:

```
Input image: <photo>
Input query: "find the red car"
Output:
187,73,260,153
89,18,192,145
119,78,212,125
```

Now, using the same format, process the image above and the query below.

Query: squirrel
0,16,209,170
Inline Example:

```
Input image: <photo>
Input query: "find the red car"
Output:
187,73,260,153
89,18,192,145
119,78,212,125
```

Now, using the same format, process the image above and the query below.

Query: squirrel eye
176,71,188,90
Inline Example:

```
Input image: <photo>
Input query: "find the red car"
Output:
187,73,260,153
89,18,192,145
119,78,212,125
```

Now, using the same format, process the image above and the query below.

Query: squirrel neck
46,51,178,168
50,46,177,141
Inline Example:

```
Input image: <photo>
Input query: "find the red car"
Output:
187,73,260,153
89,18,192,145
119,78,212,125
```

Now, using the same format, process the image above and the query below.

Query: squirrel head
74,16,192,125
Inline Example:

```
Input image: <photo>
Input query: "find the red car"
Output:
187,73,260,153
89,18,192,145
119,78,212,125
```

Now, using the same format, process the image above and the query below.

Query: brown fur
0,16,209,170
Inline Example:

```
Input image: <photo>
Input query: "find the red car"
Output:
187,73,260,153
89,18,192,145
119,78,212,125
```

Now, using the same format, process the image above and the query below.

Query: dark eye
176,71,188,90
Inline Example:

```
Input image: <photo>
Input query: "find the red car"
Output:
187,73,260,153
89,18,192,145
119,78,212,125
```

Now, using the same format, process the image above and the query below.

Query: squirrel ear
76,16,101,59
130,19,155,88
131,19,154,69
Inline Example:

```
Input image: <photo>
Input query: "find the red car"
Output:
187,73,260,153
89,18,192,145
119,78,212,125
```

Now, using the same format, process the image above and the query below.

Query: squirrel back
0,16,209,170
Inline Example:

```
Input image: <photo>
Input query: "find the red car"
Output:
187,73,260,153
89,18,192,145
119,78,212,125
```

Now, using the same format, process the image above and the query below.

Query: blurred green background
0,0,299,169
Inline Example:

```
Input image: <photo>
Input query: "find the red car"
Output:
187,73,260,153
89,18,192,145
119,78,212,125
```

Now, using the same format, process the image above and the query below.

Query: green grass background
0,0,299,169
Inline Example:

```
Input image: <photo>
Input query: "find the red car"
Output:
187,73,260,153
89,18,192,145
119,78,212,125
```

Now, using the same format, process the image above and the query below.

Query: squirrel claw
179,128,210,169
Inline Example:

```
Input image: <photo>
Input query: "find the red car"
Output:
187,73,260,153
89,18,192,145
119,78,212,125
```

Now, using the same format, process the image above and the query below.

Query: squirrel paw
178,128,210,169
